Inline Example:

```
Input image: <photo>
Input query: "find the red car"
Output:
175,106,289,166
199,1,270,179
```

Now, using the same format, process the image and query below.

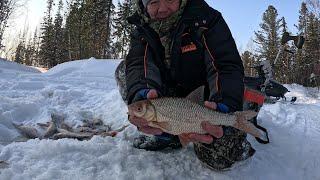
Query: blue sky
6,0,304,52
207,0,303,51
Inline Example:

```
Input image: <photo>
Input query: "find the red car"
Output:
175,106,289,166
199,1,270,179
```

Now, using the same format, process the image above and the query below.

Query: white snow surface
0,58,320,180
0,58,41,74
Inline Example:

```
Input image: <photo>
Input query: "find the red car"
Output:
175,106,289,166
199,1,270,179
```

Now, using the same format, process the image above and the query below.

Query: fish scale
150,98,237,135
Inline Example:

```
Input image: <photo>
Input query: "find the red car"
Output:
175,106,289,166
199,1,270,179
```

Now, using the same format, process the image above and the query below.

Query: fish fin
233,111,267,140
178,134,189,147
185,86,205,105
235,111,258,120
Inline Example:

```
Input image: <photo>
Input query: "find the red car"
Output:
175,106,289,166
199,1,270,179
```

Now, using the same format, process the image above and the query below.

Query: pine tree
305,0,320,86
64,0,115,60
254,5,282,80
103,0,115,58
30,28,41,66
39,0,55,68
65,0,84,60
241,51,256,76
297,3,308,34
113,0,134,58
306,0,320,18
294,2,320,86
24,37,34,66
304,13,320,86
82,0,114,58
278,17,293,84
294,2,309,85
53,0,67,66
13,24,29,65
14,40,25,64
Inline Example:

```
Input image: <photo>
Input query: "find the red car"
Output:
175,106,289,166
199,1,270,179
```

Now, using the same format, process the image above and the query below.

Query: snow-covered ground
0,58,319,180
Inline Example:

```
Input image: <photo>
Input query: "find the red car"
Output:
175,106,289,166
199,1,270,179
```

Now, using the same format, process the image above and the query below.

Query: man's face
146,0,180,20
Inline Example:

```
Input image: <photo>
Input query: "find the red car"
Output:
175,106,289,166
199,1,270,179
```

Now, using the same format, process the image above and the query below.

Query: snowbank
0,58,41,74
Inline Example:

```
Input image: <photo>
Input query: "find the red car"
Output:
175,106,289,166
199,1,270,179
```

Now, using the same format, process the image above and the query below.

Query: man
119,0,255,170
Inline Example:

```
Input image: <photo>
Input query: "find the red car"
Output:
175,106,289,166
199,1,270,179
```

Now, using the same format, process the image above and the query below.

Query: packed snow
0,58,319,180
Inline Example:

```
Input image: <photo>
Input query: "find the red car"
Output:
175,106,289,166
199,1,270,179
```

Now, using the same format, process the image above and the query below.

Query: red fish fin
178,134,190,147
233,111,265,139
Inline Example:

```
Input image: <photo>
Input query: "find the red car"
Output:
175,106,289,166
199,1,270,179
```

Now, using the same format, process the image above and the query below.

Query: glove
216,103,229,113
132,89,151,102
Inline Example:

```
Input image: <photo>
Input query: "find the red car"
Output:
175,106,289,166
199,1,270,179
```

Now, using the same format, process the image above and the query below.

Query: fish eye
137,107,142,111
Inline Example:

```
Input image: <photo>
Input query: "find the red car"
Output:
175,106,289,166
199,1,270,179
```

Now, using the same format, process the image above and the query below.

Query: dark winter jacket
125,0,244,112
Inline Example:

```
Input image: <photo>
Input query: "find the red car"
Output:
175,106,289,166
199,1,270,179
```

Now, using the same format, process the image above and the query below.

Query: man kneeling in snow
115,0,255,170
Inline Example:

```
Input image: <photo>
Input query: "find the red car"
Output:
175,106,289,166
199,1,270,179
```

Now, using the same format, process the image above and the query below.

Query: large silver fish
128,87,267,141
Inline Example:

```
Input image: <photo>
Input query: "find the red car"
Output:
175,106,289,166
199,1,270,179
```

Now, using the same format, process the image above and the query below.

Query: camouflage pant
194,127,255,170
115,61,255,170
115,61,128,104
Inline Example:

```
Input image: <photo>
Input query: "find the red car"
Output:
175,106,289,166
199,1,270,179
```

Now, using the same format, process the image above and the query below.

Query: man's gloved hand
129,89,164,135
178,101,228,146
131,89,152,102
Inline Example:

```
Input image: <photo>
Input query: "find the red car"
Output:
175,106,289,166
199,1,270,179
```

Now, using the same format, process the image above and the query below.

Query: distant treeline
242,1,320,87
1,0,319,86
2,0,134,68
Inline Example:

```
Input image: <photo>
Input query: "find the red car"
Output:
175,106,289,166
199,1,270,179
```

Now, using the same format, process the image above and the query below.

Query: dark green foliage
113,0,135,59
64,0,84,61
254,6,282,65
52,0,68,65
277,17,294,84
251,3,320,87
241,50,256,76
254,6,283,83
293,2,320,86
64,0,114,60
39,0,55,68
14,40,25,64
12,28,40,66
24,37,35,66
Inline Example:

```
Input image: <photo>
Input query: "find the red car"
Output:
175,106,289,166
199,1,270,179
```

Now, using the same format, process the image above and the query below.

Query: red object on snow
244,88,265,105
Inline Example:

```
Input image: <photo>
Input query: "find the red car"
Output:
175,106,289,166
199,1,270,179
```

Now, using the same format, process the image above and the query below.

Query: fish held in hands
128,98,267,141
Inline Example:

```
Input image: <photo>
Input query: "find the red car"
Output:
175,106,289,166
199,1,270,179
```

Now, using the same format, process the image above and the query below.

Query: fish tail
233,111,267,141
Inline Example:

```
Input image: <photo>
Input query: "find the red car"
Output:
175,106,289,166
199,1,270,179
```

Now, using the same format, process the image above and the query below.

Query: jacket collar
128,0,213,29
